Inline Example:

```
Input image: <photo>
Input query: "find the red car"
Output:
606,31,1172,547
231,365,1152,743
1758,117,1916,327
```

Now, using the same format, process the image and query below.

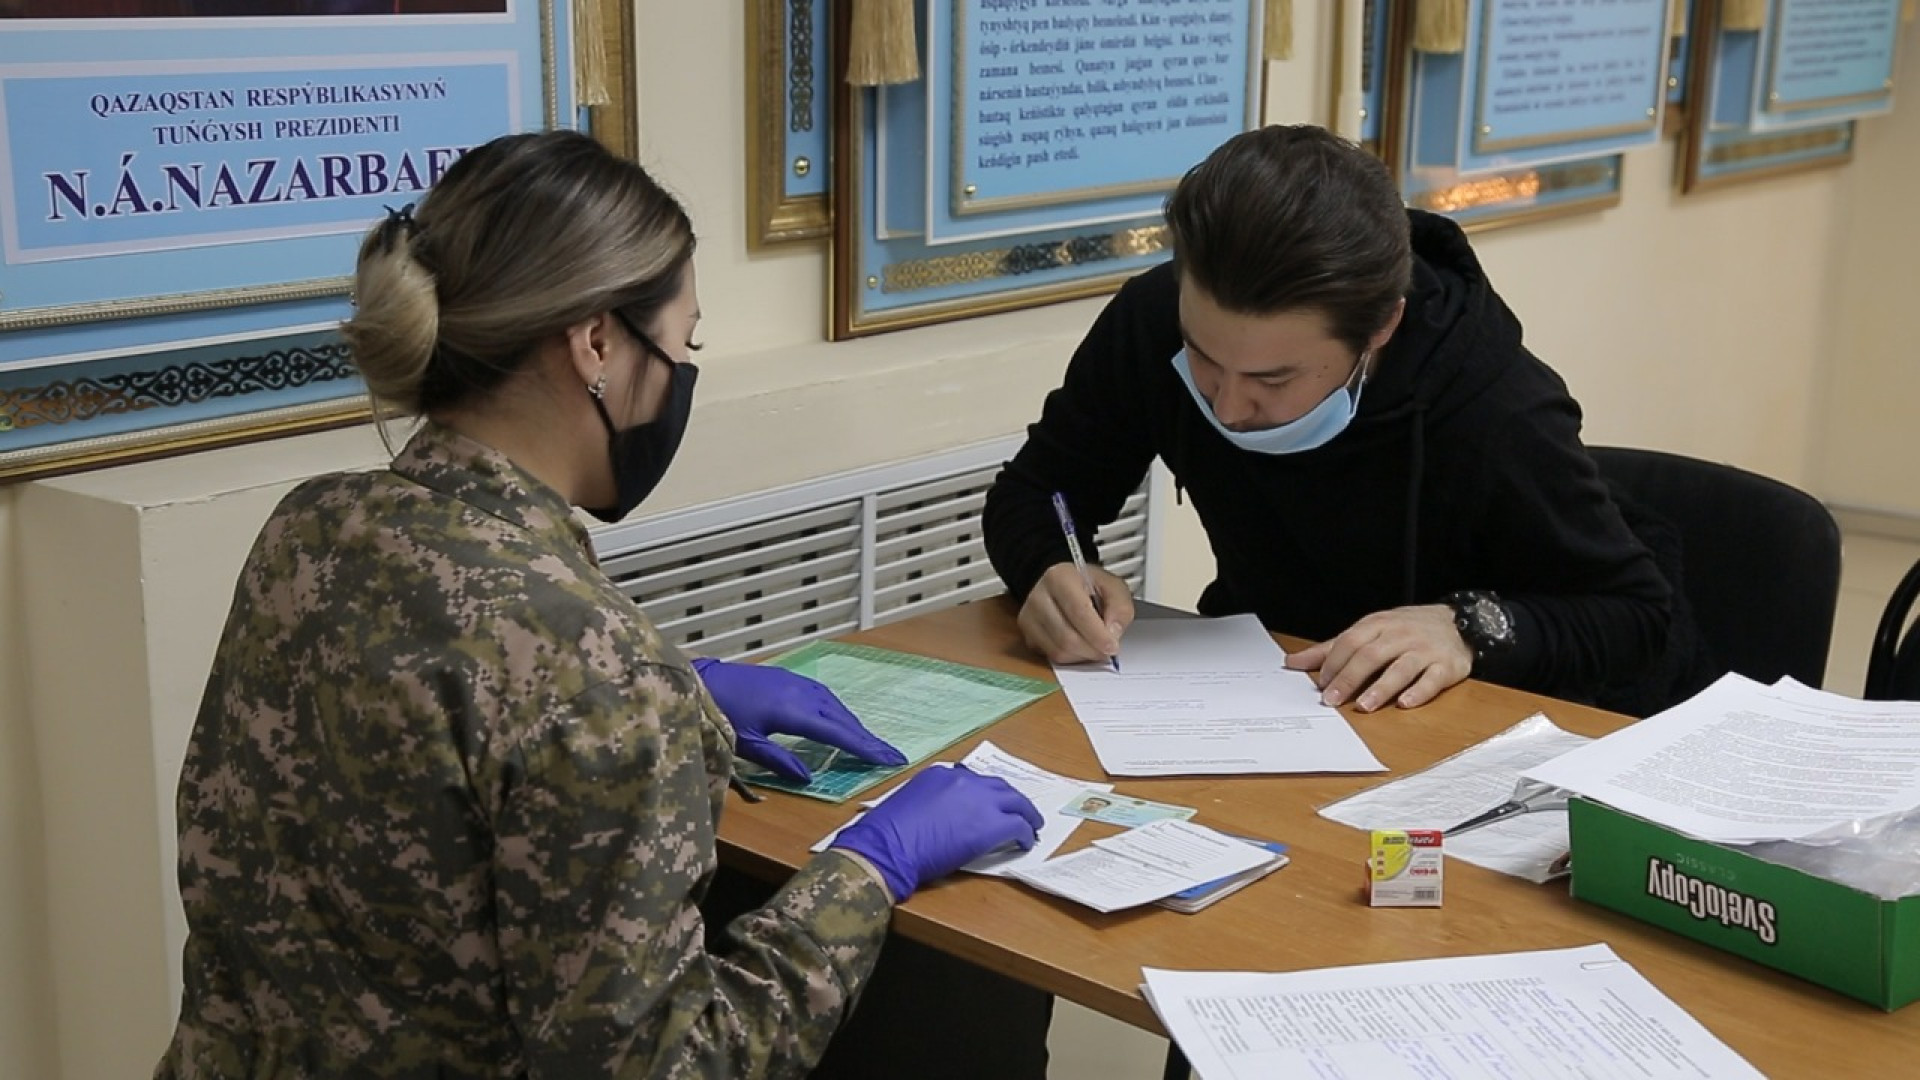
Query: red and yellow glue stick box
1367,829,1444,907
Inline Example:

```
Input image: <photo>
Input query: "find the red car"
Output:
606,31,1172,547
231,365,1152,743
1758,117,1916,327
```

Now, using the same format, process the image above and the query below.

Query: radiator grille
593,440,1153,660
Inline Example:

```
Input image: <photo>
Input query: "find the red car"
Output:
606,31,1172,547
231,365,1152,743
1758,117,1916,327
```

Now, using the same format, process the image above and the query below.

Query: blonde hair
341,130,694,417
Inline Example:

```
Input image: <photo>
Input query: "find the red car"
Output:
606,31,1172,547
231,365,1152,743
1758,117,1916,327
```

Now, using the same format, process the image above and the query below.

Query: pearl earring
590,372,608,399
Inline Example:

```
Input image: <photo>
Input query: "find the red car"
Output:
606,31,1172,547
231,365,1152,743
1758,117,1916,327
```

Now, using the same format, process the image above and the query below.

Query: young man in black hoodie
984,125,1675,716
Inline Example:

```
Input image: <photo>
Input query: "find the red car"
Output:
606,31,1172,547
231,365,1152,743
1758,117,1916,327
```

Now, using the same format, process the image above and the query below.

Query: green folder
736,640,1057,803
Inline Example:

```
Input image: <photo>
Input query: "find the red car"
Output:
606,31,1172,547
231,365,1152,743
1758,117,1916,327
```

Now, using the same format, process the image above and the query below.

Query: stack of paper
1319,712,1589,882
1155,838,1290,913
1053,614,1385,777
951,743,1114,877
1143,944,1763,1078
811,741,1112,878
812,745,1286,911
1010,820,1283,913
1523,673,1920,844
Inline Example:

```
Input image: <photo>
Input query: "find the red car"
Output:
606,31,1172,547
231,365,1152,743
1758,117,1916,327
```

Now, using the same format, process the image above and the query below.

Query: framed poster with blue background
831,0,1269,339
1748,0,1900,130
748,0,830,246
1383,1,1629,231
1456,0,1670,173
0,0,606,482
1678,0,1893,193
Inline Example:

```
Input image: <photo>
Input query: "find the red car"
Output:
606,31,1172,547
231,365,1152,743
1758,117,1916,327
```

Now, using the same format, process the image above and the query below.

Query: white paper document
1319,713,1589,882
1144,944,1763,1080
1524,673,1920,843
1011,820,1278,913
809,742,1111,877
1054,615,1385,776
952,742,1112,876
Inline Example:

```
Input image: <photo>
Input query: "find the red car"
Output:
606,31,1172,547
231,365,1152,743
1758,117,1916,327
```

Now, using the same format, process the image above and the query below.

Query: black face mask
583,333,698,524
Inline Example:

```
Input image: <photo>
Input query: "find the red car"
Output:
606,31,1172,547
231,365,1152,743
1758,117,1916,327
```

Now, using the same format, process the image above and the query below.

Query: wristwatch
1444,590,1515,663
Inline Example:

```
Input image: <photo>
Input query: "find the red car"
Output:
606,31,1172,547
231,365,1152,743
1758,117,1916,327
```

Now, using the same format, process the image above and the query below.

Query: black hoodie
983,210,1673,711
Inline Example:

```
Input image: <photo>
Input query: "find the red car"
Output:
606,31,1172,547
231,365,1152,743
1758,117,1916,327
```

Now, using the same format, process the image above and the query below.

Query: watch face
1452,591,1513,653
1473,597,1512,638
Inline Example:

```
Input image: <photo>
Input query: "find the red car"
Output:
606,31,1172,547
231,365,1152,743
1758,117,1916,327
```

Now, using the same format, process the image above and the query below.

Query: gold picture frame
828,0,1267,339
1378,3,1625,235
585,0,639,162
747,0,831,246
1663,0,1696,140
1678,0,1857,195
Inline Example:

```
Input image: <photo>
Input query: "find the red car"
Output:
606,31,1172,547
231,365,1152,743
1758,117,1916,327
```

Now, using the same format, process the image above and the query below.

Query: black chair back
1866,556,1920,701
1589,447,1841,690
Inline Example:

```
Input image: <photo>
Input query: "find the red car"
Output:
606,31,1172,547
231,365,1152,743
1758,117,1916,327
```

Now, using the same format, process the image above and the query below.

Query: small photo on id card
1060,790,1197,827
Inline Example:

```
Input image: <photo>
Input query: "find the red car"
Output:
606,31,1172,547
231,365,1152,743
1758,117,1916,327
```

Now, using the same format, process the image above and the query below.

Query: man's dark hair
1165,125,1412,353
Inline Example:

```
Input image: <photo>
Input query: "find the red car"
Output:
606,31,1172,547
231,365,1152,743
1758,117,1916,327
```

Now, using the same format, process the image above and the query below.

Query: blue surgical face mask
1171,348,1368,455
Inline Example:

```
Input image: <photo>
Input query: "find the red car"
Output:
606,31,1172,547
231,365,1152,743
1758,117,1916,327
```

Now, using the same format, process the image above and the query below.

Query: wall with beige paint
0,7,1912,1075
1817,34,1920,517
0,491,58,1080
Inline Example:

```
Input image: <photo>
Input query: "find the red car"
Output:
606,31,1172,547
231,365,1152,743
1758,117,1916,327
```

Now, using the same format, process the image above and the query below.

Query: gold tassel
847,0,921,87
1264,0,1293,61
1721,0,1768,31
572,0,609,108
1670,0,1688,37
1413,0,1468,54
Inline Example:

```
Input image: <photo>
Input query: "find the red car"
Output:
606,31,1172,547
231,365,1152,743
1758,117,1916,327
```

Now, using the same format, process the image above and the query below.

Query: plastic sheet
1740,806,1920,901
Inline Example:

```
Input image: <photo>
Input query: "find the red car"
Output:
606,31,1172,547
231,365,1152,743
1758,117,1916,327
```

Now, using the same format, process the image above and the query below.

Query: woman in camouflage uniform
157,130,1044,1079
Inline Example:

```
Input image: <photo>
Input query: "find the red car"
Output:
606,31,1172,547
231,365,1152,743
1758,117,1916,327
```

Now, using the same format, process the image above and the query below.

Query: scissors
1444,780,1568,837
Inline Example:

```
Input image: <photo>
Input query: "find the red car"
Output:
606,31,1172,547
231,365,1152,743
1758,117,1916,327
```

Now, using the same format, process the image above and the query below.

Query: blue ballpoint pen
1050,492,1121,672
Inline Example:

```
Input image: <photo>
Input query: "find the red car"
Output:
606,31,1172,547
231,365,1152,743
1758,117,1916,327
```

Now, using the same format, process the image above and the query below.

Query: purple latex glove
830,765,1045,902
692,657,907,783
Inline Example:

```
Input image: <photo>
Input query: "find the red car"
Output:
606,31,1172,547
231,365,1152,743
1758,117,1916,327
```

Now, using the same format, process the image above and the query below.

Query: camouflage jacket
157,422,891,1079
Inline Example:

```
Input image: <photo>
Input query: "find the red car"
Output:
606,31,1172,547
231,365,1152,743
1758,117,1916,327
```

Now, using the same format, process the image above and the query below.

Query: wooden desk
717,600,1914,1076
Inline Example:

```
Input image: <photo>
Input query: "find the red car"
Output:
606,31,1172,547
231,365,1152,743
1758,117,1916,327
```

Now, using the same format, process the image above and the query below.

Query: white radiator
591,437,1154,660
